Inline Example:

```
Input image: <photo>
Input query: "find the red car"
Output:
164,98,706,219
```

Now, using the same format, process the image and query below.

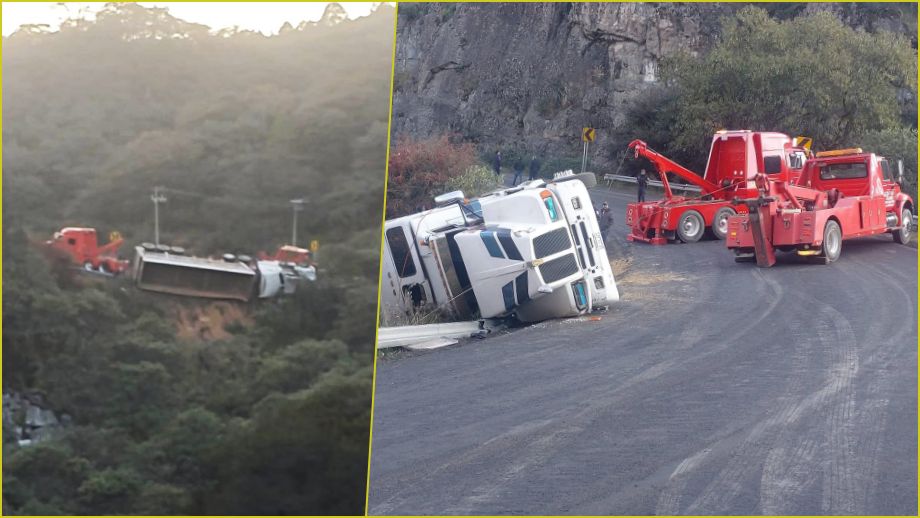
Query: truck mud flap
748,204,777,267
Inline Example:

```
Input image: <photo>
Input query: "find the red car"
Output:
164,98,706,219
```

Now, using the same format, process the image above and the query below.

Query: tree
3,3,395,514
663,7,917,154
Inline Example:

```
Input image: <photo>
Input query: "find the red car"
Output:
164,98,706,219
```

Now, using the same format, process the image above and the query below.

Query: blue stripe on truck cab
480,231,504,258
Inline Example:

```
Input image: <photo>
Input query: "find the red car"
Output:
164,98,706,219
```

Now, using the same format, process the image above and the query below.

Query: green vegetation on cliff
2,3,394,514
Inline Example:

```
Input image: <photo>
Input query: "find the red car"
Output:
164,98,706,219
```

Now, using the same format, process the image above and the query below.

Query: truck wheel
894,207,912,244
676,210,704,243
83,261,94,271
820,220,842,263
98,263,109,274
711,207,736,240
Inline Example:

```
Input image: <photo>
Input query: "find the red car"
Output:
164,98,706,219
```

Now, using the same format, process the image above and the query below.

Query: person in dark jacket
637,168,649,202
492,151,502,177
598,201,614,240
528,155,541,181
512,158,526,186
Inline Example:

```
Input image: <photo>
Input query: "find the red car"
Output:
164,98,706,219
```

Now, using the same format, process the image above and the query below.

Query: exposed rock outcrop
392,2,916,170
3,392,70,446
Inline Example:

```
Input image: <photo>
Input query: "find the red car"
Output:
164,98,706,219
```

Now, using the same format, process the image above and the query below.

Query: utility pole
151,186,167,247
290,198,305,246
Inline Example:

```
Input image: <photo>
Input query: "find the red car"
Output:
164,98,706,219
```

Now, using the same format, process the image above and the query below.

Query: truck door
879,158,898,212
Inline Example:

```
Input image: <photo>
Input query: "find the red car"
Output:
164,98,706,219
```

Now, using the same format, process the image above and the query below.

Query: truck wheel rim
717,214,729,235
683,217,700,237
903,209,912,239
827,227,840,257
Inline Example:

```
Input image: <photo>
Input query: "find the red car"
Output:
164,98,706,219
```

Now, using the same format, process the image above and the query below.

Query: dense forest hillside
2,3,394,514
391,3,917,186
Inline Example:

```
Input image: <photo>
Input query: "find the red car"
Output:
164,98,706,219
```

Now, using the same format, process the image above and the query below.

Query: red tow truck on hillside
625,130,811,244
726,148,914,266
45,227,130,275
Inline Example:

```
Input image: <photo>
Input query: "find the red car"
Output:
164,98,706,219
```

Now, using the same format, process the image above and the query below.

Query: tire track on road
680,298,858,514
415,269,786,514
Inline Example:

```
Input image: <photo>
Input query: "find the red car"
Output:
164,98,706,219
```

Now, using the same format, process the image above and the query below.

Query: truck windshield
819,162,867,180
386,227,417,277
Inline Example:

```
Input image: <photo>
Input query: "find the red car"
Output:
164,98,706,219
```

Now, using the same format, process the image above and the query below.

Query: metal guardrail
377,321,486,349
603,173,702,193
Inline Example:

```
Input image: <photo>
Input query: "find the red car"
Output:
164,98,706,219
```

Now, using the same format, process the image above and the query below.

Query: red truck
46,227,130,274
726,148,914,266
625,130,810,244
258,244,315,267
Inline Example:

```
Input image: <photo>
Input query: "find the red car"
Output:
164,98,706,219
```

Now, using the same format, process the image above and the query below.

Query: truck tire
893,207,912,244
83,261,94,271
98,263,109,274
820,220,842,263
676,210,704,243
711,207,736,240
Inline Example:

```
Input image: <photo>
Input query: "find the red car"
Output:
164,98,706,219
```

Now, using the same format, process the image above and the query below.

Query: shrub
386,135,478,217
446,165,502,199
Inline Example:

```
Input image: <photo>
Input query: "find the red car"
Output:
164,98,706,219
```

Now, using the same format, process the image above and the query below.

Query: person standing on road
598,201,614,240
512,158,525,186
637,168,649,202
493,151,502,177
528,155,541,181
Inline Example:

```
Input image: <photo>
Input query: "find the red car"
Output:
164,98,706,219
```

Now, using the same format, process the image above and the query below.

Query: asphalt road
368,186,918,515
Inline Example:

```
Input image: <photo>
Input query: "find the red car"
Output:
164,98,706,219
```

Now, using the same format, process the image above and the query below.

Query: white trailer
381,172,619,323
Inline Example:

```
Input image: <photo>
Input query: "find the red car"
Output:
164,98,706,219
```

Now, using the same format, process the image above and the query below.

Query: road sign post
581,127,596,173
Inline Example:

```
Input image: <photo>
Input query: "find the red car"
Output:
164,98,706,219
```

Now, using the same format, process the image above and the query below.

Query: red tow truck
625,130,810,244
259,244,315,267
46,227,130,274
726,148,914,266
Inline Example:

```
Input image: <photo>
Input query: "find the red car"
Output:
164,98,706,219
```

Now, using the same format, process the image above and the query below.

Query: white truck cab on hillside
381,172,619,323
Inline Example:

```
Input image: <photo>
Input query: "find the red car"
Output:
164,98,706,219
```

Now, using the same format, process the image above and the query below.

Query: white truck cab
380,172,618,323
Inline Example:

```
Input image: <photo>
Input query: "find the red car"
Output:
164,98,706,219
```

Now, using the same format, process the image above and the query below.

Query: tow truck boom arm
628,139,720,197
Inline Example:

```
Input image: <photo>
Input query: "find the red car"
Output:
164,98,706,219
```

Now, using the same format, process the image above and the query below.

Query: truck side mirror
897,159,905,186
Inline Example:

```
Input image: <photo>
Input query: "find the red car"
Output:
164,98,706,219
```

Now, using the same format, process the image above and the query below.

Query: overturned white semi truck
133,246,316,302
381,172,619,323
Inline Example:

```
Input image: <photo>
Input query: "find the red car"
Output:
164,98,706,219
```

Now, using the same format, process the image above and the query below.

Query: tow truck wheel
676,210,704,243
820,220,842,263
711,207,736,240
98,263,109,274
894,207,912,244
83,261,94,271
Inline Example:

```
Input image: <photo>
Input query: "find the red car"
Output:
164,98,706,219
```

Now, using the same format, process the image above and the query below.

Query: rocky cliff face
392,2,917,170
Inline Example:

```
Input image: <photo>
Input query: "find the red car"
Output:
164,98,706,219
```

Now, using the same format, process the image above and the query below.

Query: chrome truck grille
539,253,579,283
533,227,572,259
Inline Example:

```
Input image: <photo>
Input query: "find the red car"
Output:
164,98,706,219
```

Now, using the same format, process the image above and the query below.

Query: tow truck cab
798,151,912,222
